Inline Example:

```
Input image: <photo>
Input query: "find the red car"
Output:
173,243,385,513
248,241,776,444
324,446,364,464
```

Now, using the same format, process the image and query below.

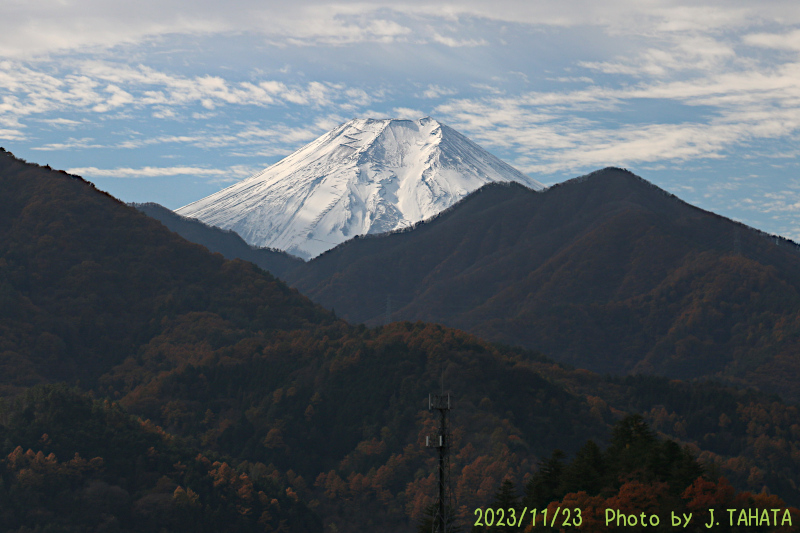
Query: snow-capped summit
176,117,545,260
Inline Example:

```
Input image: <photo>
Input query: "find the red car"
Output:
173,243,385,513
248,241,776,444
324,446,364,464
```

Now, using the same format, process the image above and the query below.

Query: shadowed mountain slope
0,148,330,392
284,168,800,402
4,150,800,530
0,385,322,533
132,202,302,280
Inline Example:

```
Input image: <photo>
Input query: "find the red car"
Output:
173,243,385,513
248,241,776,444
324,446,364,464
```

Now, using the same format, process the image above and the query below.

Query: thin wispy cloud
433,46,800,175
743,29,800,51
32,138,105,151
67,164,257,179
1,2,793,58
431,33,487,47
421,85,459,99
1,0,798,240
0,128,26,141
0,60,375,128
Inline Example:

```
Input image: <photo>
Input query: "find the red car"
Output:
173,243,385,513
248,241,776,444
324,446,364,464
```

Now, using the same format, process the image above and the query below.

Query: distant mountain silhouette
132,202,302,280
283,168,800,402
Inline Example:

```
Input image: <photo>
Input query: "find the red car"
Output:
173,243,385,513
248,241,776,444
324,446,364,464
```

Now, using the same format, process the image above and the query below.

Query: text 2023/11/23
473,506,793,529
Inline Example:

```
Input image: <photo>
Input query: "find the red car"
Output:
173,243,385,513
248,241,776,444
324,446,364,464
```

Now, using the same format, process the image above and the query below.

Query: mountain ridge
176,117,544,259
280,167,800,402
131,201,303,279
3,149,800,530
0,147,330,391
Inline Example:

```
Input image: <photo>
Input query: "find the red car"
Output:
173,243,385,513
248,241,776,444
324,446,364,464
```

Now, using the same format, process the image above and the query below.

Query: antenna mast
426,386,452,532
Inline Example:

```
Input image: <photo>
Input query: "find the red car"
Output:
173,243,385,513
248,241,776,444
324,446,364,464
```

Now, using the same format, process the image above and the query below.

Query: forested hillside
0,148,329,393
282,169,800,403
0,385,320,532
132,202,302,280
470,415,799,533
2,149,799,532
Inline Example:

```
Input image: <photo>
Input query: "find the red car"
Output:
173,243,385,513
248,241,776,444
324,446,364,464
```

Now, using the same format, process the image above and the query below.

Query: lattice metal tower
426,391,453,533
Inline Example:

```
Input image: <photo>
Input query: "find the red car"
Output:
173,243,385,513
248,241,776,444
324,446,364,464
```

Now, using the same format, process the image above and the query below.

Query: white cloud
32,138,104,151
93,85,135,112
313,115,347,132
365,19,413,41
234,124,321,145
63,121,336,155
67,164,255,179
392,107,425,119
0,60,374,130
153,107,177,119
434,48,800,175
1,1,795,59
421,85,458,99
744,29,800,51
0,3,421,57
546,76,594,84
114,135,211,150
2,0,800,241
432,33,487,47
581,35,737,79
0,128,26,141
38,118,84,126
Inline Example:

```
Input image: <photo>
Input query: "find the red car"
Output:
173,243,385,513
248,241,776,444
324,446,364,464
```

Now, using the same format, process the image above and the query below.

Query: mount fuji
176,117,545,259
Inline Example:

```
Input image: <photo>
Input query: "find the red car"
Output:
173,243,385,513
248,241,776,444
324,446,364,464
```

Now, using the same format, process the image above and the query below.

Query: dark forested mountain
132,202,302,280
2,150,800,532
0,148,330,394
0,385,321,532
282,168,800,403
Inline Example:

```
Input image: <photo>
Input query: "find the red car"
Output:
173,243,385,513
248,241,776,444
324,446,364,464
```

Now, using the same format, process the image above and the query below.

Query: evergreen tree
481,479,521,533
559,439,604,495
524,450,565,508
418,502,462,533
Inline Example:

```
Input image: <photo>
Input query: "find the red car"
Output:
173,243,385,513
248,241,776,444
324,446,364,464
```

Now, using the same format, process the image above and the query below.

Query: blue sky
2,1,799,240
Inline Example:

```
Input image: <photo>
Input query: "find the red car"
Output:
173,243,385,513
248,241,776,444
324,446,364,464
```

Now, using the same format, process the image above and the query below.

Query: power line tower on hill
425,390,453,532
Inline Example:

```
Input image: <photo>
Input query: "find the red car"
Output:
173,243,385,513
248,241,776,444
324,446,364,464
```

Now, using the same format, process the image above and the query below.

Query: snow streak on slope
176,117,545,260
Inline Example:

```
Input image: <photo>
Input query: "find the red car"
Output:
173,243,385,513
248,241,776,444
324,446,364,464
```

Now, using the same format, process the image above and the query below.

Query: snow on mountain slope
176,117,545,260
